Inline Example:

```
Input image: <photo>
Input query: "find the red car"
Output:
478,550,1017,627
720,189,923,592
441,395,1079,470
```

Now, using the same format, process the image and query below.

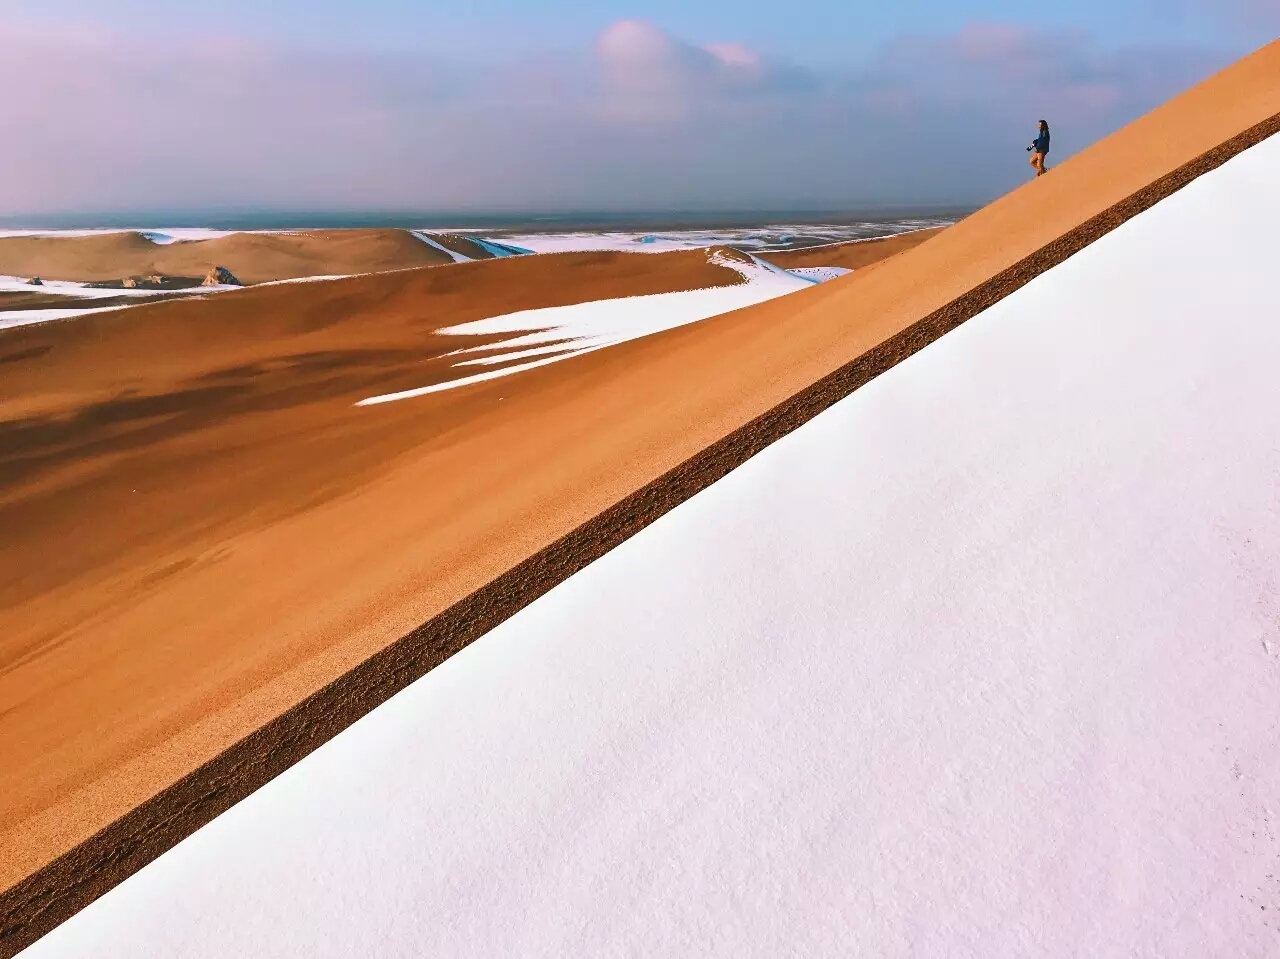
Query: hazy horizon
0,206,975,232
3,1,1276,216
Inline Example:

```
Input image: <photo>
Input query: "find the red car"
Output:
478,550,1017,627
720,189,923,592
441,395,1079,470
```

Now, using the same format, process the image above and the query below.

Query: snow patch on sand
0,273,220,329
356,252,810,405
253,275,352,288
134,229,239,244
0,274,356,331
0,305,127,331
410,231,473,263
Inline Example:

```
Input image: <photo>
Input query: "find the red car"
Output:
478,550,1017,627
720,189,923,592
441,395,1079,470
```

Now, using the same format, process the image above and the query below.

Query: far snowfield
469,219,948,254
21,131,1280,959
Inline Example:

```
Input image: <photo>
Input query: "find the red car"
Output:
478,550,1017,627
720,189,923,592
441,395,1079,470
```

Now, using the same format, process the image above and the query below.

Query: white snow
488,221,951,254
20,134,1280,958
740,253,849,286
0,275,178,298
0,273,212,331
0,306,126,331
0,285,245,332
356,253,810,405
0,275,347,331
133,229,239,244
253,274,351,287
410,231,474,263
758,224,940,254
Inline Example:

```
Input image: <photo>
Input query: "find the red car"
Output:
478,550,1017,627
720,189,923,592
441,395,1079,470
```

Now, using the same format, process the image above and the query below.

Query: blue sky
1,1,1274,216
6,0,1261,55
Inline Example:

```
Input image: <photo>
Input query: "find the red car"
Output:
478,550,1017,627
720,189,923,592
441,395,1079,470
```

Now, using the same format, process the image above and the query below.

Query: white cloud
593,18,784,125
704,43,763,72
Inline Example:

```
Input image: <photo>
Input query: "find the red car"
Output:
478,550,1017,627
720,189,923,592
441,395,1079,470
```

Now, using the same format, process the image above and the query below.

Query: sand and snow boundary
2,112,1278,958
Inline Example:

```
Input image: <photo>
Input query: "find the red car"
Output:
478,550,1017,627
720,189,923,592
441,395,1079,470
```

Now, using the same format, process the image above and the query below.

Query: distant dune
0,229,455,285
762,227,945,271
0,246,746,897
0,226,944,290
1,38,1278,955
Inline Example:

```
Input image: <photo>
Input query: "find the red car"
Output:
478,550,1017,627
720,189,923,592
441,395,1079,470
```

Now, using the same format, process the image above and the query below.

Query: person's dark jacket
1030,128,1050,155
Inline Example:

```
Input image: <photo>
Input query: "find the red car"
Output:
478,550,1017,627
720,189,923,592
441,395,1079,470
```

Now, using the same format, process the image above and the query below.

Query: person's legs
1032,152,1047,176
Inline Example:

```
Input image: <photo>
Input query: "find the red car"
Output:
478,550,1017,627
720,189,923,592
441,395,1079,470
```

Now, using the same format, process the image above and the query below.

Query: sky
1,0,1276,218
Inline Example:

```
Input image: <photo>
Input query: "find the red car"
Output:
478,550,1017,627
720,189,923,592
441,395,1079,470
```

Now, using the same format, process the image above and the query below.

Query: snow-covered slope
22,134,1280,958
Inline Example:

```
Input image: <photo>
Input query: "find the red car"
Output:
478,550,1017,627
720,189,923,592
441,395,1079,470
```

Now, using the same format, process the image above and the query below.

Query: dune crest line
1,109,1276,959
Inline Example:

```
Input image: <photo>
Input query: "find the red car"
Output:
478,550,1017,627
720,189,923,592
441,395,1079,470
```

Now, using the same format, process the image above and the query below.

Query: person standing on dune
1027,120,1051,176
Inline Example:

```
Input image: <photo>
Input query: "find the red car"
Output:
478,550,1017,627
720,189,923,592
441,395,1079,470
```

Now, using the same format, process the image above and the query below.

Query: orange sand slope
0,247,749,882
761,227,944,270
0,229,455,285
1,41,1278,895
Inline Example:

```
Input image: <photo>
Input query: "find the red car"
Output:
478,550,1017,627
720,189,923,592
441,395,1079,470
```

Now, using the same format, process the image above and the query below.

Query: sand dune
22,131,1280,957
0,247,741,616
761,226,945,270
0,225,941,290
1,39,1278,949
0,229,454,285
0,248,745,904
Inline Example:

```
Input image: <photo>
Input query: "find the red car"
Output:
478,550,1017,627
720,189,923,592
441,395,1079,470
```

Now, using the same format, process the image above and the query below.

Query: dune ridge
0,229,455,285
1,39,1278,958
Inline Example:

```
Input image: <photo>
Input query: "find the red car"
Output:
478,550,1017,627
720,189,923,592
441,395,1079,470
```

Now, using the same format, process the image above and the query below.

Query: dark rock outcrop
202,266,241,287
